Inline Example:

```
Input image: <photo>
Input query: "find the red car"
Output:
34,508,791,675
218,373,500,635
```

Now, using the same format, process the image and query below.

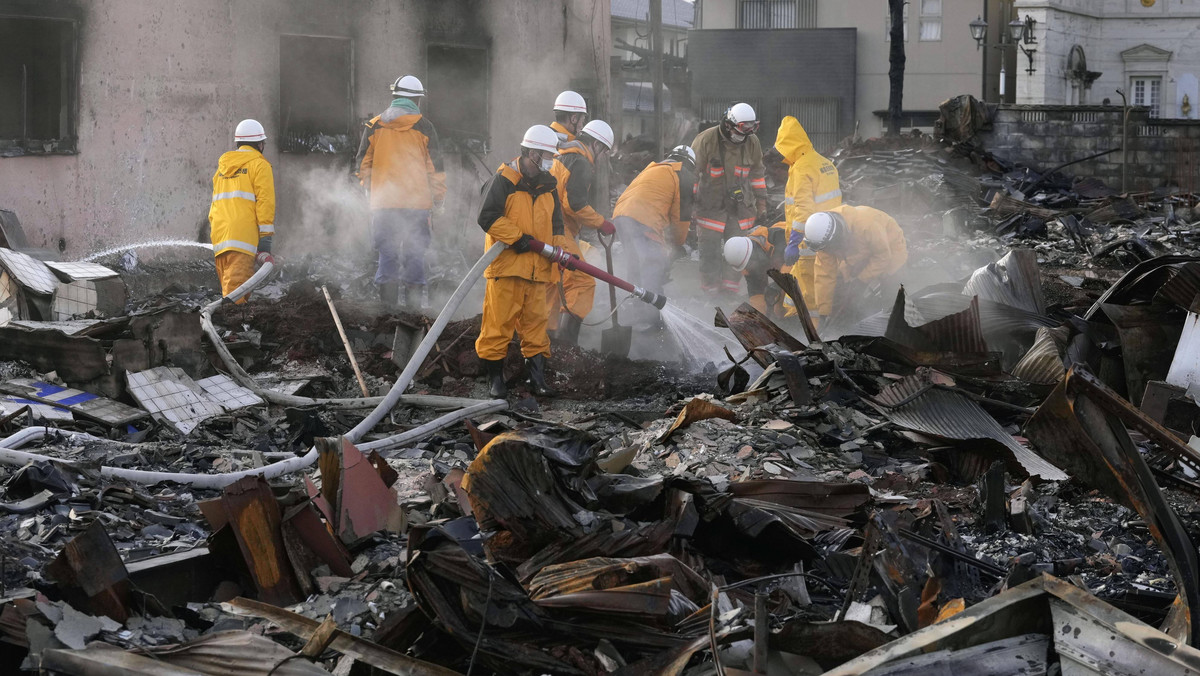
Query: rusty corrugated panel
43,520,131,623
333,438,405,546
718,302,806,368
526,554,710,605
963,249,1046,314
1155,261,1200,310
531,578,674,620
205,476,303,607
1012,326,1069,384
727,479,869,517
1085,255,1200,320
875,374,1067,481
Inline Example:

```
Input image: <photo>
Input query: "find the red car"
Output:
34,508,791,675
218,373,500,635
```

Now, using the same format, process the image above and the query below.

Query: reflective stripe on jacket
691,124,766,230
478,161,566,282
357,112,446,210
209,146,274,256
613,161,695,246
549,143,604,238
813,205,908,316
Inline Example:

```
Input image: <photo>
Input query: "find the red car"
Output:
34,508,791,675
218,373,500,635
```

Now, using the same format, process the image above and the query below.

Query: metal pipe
528,238,667,309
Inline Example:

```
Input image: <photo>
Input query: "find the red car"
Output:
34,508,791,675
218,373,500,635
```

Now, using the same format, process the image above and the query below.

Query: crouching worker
723,224,788,318
805,206,907,329
611,144,696,327
209,119,276,302
475,125,567,398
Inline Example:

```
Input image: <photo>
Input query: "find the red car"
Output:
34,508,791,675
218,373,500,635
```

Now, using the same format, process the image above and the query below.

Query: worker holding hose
475,125,568,398
208,119,275,303
547,119,616,345
611,145,697,327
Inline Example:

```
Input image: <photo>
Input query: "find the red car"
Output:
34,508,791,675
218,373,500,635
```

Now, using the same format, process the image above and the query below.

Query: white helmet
553,90,588,114
667,144,696,166
727,102,757,125
390,75,425,97
579,119,614,150
804,212,841,252
234,119,266,142
520,125,559,153
724,237,754,272
722,103,760,141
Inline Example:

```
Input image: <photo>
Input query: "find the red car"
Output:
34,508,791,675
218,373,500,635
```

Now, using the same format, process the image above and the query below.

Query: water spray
528,238,668,309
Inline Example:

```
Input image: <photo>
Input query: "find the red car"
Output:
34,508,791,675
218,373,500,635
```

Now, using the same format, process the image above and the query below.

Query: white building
1015,0,1200,118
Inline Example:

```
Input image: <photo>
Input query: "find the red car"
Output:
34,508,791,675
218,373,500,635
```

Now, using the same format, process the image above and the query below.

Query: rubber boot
398,284,412,309
553,312,583,346
482,359,507,398
525,354,557,397
379,283,399,307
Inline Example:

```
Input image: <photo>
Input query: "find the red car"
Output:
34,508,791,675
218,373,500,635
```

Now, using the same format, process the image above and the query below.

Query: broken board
0,379,148,427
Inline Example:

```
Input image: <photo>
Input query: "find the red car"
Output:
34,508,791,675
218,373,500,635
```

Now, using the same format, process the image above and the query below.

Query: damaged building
0,0,611,257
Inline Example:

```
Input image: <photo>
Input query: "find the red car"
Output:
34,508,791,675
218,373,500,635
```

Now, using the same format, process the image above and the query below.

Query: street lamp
968,13,1037,76
969,16,988,49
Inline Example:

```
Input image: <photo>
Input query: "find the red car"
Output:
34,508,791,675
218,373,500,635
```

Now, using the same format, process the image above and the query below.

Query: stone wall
977,104,1200,192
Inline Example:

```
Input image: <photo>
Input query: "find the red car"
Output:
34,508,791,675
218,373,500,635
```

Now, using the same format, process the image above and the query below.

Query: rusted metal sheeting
963,249,1046,314
1085,255,1200,320
658,398,737,443
1154,261,1200,310
825,575,1200,676
874,374,1067,481
332,438,405,545
727,479,869,517
224,598,463,676
768,268,819,342
43,521,132,623
526,554,710,604
1027,367,1200,646
1011,326,1069,385
886,291,990,354
1101,303,1183,405
198,476,303,607
718,302,805,368
531,578,674,619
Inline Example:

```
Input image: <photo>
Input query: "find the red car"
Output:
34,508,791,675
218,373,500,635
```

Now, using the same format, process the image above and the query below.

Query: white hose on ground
0,243,510,487
0,400,507,489
200,254,500,411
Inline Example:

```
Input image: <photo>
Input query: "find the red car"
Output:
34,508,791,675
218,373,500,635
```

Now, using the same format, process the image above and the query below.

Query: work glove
599,219,616,236
511,234,534,254
784,242,801,266
255,252,275,266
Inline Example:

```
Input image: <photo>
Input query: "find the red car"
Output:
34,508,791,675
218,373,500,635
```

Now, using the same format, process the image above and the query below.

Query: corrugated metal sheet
1011,326,1069,385
875,374,1067,481
1155,261,1200,310
963,249,1046,314
1085,255,1200,320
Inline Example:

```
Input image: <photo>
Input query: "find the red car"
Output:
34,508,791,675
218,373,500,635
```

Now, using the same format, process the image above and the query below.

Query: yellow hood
774,116,813,165
215,147,262,176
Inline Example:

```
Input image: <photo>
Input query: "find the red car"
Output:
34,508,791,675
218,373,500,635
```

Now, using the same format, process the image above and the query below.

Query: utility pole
650,0,665,158
886,0,906,136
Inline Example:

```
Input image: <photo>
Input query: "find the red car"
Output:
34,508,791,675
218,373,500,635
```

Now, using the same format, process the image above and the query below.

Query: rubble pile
4,128,1200,672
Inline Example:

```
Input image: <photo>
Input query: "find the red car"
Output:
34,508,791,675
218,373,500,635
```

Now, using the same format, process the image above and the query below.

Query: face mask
540,157,555,172
730,132,746,144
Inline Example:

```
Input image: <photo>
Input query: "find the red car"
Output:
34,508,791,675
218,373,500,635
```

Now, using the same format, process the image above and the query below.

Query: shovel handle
597,231,620,327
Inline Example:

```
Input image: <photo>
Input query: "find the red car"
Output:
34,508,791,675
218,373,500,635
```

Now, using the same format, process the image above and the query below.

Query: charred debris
5,106,1200,674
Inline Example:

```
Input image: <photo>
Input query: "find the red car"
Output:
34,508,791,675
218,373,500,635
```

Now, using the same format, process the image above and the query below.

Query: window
279,35,354,153
1132,76,1162,118
739,0,797,29
885,3,909,42
426,45,489,153
919,0,942,41
0,13,79,155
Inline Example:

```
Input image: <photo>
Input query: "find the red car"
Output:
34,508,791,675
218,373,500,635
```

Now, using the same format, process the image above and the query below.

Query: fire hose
527,237,669,309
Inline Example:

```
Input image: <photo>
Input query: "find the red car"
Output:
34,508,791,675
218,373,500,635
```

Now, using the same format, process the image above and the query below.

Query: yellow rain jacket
357,113,446,210
813,205,908,317
776,116,841,236
613,161,695,246
547,142,604,322
208,146,275,257
478,161,566,282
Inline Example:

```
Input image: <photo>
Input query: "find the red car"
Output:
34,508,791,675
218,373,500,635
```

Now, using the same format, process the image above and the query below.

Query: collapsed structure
2,97,1200,675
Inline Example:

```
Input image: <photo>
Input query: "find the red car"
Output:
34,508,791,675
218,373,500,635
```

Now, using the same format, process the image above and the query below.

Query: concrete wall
0,0,610,258
977,104,1200,192
1015,0,1200,116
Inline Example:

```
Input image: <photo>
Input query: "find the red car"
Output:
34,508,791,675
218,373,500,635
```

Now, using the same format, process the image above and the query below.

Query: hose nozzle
634,287,668,309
